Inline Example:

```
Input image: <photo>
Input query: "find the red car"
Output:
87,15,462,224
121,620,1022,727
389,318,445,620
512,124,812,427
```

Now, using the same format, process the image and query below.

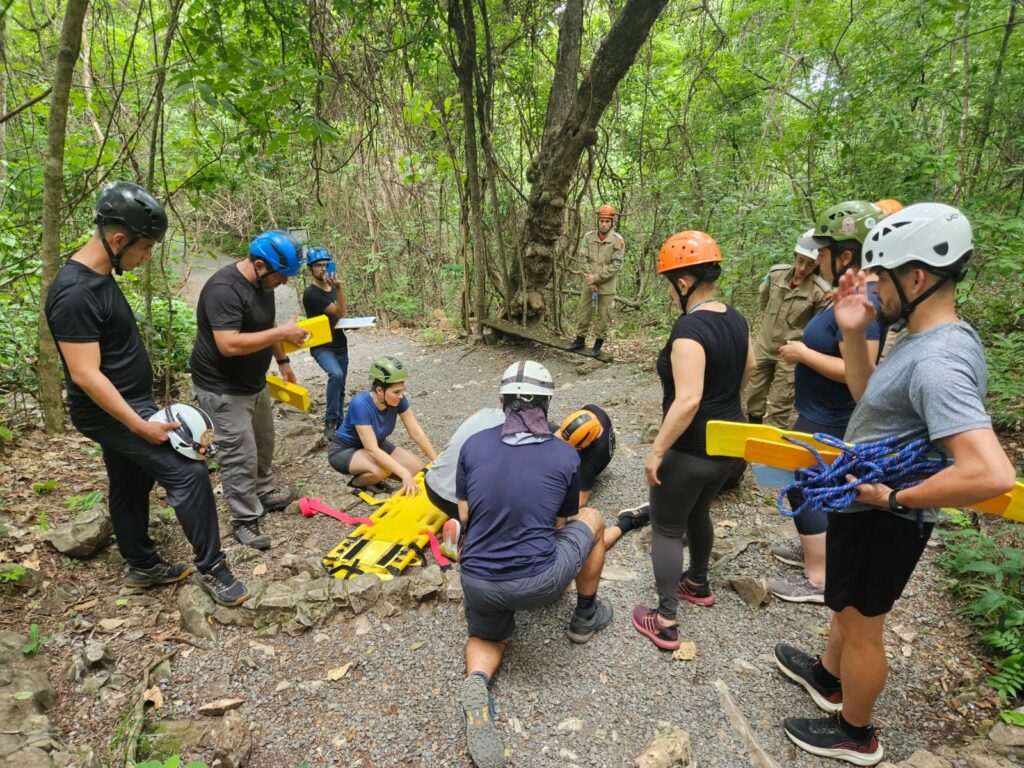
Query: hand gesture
835,270,877,337
399,473,420,497
644,449,663,487
778,340,806,364
278,314,310,346
135,418,178,445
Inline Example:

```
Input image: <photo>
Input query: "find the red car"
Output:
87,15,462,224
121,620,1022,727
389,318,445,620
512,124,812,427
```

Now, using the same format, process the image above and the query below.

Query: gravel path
156,327,985,767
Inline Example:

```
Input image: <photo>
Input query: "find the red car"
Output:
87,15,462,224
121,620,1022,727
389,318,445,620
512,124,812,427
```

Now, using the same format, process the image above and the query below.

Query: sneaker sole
783,727,883,766
617,504,648,515
630,614,680,651
772,590,825,604
774,654,842,713
124,564,197,589
461,676,504,768
677,592,715,607
566,603,613,644
772,552,805,567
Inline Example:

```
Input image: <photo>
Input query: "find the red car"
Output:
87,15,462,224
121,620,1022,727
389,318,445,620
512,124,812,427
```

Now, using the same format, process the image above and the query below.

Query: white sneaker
440,518,461,562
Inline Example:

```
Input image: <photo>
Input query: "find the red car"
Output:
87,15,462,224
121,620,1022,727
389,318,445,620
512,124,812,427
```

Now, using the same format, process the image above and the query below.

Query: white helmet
862,202,973,273
499,360,555,397
148,404,217,460
794,228,818,259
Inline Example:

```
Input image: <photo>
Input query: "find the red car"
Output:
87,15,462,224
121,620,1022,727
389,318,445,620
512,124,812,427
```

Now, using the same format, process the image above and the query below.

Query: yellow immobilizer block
266,374,311,411
322,471,448,581
281,314,332,354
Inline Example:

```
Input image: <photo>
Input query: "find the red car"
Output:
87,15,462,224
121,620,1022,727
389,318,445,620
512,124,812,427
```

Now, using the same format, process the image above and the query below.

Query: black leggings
650,449,737,620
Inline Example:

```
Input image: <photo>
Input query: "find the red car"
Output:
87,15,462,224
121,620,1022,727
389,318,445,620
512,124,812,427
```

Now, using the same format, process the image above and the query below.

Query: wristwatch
275,356,291,365
888,490,911,514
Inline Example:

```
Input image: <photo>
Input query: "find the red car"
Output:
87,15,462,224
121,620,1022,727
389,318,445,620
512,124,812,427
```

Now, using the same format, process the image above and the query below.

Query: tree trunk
38,0,90,434
512,0,668,323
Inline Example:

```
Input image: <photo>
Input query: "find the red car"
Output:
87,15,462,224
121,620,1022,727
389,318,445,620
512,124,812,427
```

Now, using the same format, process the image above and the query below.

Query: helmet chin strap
673,276,704,315
884,267,957,331
98,223,139,276
251,257,274,290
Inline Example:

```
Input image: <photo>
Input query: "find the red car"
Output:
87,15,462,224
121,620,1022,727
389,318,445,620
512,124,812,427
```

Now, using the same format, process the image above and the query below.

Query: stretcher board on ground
479,317,612,363
709,421,1024,523
280,314,332,354
265,375,311,411
322,471,448,581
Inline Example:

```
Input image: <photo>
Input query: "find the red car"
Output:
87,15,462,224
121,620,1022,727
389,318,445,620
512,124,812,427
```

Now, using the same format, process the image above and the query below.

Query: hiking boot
771,574,825,604
440,518,461,562
566,596,613,643
631,605,680,650
774,643,843,713
677,571,715,607
259,486,296,512
324,420,340,440
232,521,271,551
783,714,883,766
771,540,805,567
563,336,586,352
461,674,504,768
124,560,195,589
586,338,605,357
196,562,250,607
616,503,650,532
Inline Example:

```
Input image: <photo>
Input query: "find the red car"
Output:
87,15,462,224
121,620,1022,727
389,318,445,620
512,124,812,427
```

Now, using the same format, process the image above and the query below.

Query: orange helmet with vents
596,204,616,220
657,231,722,274
559,409,603,450
874,199,904,217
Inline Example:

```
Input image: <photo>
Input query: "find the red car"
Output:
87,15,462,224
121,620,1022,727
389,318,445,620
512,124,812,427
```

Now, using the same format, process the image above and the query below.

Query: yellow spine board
281,314,332,354
322,472,448,580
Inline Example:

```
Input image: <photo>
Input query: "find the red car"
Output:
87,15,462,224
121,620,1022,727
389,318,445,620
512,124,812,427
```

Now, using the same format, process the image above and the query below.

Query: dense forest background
1,0,1022,437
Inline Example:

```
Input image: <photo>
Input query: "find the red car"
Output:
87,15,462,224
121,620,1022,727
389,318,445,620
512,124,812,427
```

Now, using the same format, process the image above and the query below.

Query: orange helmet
874,199,903,217
559,409,603,450
657,231,722,274
596,204,616,220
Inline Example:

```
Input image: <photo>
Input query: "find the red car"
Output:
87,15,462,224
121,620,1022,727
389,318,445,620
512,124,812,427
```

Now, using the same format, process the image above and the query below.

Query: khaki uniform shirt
756,264,831,352
578,229,625,295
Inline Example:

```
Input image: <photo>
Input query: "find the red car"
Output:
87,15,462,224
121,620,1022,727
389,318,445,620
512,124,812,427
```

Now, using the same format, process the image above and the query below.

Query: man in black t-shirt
301,247,348,438
44,182,247,606
190,230,309,550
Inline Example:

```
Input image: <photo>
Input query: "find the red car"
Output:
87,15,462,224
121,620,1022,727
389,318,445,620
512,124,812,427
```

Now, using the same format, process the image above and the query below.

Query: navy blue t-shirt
457,426,580,581
794,283,887,429
334,390,409,447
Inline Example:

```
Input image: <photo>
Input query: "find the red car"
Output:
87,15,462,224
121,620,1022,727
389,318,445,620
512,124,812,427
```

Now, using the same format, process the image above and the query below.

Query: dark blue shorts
460,520,594,641
327,438,396,475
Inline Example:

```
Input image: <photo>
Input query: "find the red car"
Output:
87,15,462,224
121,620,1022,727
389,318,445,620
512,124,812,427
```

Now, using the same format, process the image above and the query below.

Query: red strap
420,529,450,568
298,497,373,527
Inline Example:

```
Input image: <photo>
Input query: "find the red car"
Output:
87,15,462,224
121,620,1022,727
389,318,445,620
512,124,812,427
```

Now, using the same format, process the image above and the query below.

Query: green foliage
0,565,27,583
66,491,103,512
31,480,57,496
939,527,1024,701
1000,710,1024,726
21,623,51,656
135,757,208,768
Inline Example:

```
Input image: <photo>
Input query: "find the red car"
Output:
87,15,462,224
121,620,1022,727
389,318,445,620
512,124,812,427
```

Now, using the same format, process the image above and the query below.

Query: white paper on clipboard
334,316,377,329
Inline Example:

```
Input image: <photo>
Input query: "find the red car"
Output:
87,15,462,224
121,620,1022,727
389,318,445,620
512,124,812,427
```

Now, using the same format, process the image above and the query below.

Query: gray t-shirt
844,320,991,522
425,408,505,503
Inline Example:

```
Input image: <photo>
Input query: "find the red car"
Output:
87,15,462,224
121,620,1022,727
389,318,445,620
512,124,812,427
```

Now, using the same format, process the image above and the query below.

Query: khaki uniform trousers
574,286,615,338
746,340,796,428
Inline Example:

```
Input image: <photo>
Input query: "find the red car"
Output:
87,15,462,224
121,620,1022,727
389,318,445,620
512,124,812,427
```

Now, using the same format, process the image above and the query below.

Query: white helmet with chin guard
148,404,217,460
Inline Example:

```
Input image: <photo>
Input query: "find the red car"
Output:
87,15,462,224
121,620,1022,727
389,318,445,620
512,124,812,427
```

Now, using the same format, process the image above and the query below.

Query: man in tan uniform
746,230,831,427
564,205,625,357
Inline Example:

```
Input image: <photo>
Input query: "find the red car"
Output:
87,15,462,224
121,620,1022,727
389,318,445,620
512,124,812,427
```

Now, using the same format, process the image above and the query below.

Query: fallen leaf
409,642,423,650
672,642,697,661
22,556,41,571
327,662,353,681
253,563,267,576
72,598,99,611
181,646,194,659
811,625,829,637
14,543,34,554
718,520,737,529
143,685,163,710
13,691,33,701
598,670,608,685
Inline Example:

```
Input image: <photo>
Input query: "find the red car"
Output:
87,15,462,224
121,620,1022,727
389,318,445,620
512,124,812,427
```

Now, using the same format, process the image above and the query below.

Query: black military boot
587,338,604,357
563,335,586,352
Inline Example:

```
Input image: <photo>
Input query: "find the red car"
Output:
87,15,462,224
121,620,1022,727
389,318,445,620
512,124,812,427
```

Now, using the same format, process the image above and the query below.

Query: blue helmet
249,230,302,277
307,247,331,266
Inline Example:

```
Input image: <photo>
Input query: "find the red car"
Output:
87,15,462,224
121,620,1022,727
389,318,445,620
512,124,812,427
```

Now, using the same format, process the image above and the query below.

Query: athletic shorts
327,438,396,475
423,476,458,519
460,520,594,642
824,509,933,617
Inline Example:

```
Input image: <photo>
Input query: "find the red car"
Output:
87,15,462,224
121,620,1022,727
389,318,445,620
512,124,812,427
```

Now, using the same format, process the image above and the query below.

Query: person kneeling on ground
327,356,437,495
456,361,613,768
424,403,648,561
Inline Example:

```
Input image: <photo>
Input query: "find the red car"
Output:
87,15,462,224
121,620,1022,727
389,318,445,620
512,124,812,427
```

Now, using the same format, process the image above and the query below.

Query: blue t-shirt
334,390,409,447
793,283,887,429
456,426,580,581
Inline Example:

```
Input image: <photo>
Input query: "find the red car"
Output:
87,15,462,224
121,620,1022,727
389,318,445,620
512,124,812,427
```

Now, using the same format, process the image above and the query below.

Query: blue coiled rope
776,432,947,519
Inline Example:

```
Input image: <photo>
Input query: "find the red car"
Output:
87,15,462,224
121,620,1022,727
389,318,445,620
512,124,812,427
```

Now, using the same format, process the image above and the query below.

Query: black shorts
824,509,933,617
327,438,396,475
423,476,458,519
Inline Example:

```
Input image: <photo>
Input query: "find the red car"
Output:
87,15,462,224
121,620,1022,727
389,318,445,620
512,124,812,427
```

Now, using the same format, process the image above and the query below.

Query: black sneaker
461,674,504,768
258,486,296,512
566,596,613,644
783,714,883,766
774,643,843,713
616,503,650,532
324,421,340,440
124,560,195,589
232,521,271,551
196,562,250,607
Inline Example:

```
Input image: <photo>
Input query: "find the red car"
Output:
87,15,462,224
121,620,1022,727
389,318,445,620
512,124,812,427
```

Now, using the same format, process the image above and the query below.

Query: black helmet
94,182,168,242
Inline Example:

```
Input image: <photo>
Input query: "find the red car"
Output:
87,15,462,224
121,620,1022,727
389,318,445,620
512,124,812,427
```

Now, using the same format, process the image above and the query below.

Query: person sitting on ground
770,201,888,604
775,203,1016,766
457,361,613,768
328,356,437,495
632,231,752,651
424,402,648,561
302,247,348,439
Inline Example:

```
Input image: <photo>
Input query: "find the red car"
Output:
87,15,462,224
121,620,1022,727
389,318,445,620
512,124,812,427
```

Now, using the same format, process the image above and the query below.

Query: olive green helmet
814,200,883,245
368,356,408,385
